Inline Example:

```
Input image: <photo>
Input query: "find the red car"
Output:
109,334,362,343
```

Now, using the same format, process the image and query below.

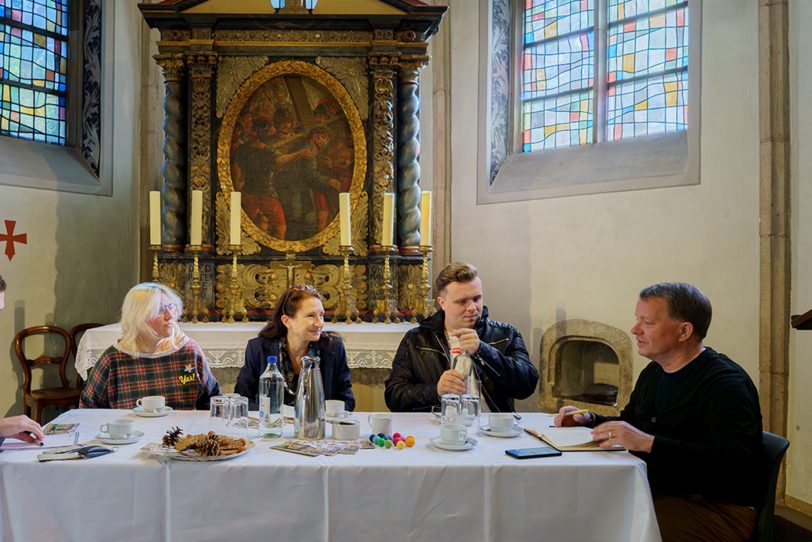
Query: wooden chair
752,431,790,542
69,322,102,388
14,325,83,423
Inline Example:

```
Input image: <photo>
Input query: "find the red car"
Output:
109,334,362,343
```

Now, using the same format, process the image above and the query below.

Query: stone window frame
0,0,110,196
477,0,702,204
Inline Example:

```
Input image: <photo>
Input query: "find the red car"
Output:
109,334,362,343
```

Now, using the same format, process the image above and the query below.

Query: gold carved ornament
217,60,368,254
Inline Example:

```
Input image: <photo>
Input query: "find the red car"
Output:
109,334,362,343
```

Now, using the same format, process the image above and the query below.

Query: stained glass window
521,0,689,151
0,0,69,145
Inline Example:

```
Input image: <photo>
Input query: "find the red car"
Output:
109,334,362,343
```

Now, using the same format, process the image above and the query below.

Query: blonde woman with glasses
80,282,220,410
235,285,354,411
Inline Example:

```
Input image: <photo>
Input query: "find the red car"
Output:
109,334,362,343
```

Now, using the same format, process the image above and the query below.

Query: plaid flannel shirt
80,338,221,410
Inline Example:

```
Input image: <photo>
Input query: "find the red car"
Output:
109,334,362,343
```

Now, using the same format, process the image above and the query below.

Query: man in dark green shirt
556,282,763,542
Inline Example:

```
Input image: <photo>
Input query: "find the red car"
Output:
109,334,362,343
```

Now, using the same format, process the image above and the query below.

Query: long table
0,409,661,542
75,322,416,379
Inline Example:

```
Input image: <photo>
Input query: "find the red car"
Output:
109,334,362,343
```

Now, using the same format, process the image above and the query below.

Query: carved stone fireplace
539,319,634,416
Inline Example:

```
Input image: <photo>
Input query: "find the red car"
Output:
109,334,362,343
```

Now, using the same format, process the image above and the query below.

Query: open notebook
525,427,623,452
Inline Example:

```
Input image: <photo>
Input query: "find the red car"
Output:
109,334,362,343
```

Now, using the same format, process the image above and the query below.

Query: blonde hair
118,282,184,354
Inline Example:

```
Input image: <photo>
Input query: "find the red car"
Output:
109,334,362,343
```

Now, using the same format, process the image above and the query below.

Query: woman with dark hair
235,285,354,411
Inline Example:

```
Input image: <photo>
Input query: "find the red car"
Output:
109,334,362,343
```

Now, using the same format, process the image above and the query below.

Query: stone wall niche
539,319,634,417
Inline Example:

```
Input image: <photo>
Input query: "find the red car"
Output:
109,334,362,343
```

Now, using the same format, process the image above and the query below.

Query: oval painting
219,60,366,252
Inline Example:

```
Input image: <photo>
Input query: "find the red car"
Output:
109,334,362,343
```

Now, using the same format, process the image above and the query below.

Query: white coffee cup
137,395,166,412
488,413,515,432
100,418,134,439
332,419,361,440
367,413,393,435
440,423,468,446
325,400,345,418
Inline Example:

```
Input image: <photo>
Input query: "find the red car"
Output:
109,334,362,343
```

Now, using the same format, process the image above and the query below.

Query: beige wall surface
445,0,759,412
789,0,812,508
0,1,144,419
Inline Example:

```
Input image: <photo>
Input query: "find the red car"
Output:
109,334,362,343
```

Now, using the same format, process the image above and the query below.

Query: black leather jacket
384,308,538,413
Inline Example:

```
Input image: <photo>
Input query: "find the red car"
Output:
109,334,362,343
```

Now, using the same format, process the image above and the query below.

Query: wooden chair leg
23,402,31,418
33,401,43,424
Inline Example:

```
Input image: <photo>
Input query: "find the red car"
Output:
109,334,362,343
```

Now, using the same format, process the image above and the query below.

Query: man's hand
297,148,315,161
437,369,467,396
450,328,480,355
554,405,591,427
592,421,654,453
0,415,44,442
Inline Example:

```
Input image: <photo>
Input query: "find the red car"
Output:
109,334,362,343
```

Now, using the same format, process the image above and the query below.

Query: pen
26,432,44,446
563,409,590,417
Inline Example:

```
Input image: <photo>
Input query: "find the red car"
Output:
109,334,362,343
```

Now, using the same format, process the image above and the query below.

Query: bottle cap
451,347,462,355
266,355,278,365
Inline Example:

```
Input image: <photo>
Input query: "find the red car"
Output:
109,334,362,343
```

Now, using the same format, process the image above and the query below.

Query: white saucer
97,430,145,445
133,406,173,418
430,436,477,451
479,425,523,438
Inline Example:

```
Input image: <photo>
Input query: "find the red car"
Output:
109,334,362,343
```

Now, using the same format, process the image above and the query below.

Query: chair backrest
69,323,103,388
14,326,73,392
752,431,790,542
69,322,103,359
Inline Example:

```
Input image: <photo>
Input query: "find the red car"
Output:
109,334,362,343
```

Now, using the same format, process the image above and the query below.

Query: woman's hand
0,415,44,442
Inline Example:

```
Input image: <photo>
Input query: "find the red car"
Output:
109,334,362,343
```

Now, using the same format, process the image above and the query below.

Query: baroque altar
138,0,446,321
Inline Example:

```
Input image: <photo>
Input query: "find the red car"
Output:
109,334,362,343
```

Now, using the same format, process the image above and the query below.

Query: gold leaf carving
216,56,268,119
315,57,369,120
214,30,372,43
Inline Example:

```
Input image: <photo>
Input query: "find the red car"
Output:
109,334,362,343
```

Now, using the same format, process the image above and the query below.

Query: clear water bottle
294,355,325,439
453,347,480,426
259,355,284,438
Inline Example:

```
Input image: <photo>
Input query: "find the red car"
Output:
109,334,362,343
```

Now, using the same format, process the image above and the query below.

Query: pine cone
162,426,184,447
199,434,221,457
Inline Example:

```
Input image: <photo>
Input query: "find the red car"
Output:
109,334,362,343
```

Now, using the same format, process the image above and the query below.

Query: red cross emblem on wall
0,220,27,261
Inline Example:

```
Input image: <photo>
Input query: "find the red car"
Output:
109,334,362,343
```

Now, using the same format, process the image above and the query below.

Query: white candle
230,192,241,246
419,190,432,248
339,192,352,246
381,192,394,247
190,190,203,246
149,191,161,245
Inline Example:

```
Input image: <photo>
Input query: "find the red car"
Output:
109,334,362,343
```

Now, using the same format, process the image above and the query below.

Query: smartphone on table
505,446,562,459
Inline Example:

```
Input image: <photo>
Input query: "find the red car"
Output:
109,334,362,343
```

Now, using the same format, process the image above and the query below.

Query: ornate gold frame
217,60,367,253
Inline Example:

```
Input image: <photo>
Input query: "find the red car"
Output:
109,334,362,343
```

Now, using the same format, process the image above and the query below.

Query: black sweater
592,347,763,507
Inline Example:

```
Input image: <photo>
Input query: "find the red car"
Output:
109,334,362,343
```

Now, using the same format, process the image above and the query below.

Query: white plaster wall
0,1,143,419
788,0,812,508
448,0,759,414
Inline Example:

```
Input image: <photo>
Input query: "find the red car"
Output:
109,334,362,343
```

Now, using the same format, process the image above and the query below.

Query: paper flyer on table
0,423,80,451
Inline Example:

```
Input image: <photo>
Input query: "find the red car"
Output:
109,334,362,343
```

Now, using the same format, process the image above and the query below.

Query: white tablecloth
0,410,661,542
75,322,416,379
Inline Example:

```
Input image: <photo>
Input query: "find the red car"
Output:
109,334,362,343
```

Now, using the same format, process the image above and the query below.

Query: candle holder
150,245,162,283
413,245,434,323
333,246,361,324
223,245,247,323
375,246,401,324
188,246,207,323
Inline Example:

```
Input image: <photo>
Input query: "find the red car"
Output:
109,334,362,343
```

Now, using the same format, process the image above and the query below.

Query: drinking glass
230,397,250,438
440,393,461,425
209,396,229,434
221,392,241,428
460,393,481,427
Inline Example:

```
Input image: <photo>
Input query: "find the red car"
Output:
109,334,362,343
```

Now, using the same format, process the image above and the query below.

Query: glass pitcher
294,355,325,439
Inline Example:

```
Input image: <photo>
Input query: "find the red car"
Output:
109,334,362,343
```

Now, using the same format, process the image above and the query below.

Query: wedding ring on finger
609,431,615,439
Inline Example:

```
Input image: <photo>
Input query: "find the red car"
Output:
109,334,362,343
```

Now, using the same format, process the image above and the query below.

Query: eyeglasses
158,302,177,315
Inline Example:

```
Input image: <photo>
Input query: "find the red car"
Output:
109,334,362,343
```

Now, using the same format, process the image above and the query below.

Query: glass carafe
294,355,325,439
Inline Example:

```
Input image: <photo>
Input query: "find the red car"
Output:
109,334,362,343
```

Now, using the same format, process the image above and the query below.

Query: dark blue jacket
235,333,355,412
